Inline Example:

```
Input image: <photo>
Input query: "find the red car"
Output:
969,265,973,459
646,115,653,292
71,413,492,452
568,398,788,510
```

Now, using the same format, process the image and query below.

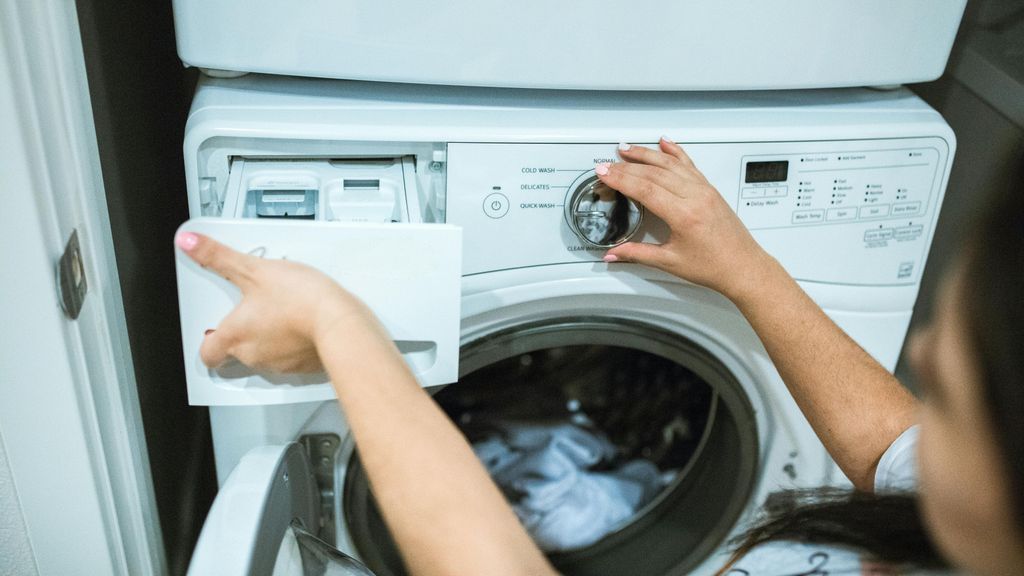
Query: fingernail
603,254,619,263
204,329,215,336
661,135,674,144
617,142,631,152
175,231,199,252
595,162,610,176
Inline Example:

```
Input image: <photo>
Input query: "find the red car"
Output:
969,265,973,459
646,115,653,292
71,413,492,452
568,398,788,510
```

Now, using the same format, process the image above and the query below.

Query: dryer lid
171,0,967,90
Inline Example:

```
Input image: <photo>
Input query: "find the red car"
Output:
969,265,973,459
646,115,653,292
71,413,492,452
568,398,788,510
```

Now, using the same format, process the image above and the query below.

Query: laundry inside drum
443,345,714,553
343,320,758,576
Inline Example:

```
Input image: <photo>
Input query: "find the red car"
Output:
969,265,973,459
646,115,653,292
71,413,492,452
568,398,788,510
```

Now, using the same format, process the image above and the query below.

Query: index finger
175,230,256,289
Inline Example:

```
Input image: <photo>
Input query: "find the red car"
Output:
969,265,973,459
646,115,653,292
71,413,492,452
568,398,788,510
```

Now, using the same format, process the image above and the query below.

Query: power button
483,193,510,219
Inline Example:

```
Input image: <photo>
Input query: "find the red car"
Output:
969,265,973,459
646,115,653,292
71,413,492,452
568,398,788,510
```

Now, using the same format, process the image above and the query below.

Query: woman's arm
177,232,557,576
316,323,557,576
598,140,916,491
725,254,916,491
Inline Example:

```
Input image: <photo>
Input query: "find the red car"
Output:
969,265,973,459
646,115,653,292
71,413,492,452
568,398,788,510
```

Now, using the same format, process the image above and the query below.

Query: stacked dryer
170,3,968,575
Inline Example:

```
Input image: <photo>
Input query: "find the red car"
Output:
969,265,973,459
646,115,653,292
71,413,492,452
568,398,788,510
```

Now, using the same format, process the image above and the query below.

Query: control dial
564,173,644,248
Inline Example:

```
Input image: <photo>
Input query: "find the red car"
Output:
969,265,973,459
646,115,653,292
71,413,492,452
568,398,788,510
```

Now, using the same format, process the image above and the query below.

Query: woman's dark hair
719,489,946,571
718,165,1024,573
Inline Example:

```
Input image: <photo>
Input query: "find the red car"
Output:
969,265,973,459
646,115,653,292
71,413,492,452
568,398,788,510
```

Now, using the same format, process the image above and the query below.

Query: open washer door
189,443,376,575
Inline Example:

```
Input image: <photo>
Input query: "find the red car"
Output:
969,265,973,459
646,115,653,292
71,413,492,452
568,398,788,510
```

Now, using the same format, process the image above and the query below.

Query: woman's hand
598,137,776,300
175,231,389,373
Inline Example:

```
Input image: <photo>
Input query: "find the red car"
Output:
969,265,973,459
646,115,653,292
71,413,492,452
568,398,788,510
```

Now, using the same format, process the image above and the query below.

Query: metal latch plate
57,229,87,319
300,433,340,543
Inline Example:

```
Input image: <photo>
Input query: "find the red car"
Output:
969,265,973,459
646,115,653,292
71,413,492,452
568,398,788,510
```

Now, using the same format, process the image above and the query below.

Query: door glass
344,319,761,576
273,521,376,576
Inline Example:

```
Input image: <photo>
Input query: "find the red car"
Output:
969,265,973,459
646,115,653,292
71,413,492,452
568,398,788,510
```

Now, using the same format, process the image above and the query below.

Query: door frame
0,1,164,574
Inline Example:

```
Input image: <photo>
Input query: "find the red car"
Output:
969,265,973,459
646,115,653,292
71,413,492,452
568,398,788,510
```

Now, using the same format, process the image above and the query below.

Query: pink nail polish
603,254,619,263
175,231,199,252
595,163,610,176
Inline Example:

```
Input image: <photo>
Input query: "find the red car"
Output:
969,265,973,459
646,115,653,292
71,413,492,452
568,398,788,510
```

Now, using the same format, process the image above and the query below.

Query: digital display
745,161,789,183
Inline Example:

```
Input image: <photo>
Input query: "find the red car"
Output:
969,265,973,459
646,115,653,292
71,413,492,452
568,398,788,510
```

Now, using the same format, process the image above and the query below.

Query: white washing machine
173,75,954,575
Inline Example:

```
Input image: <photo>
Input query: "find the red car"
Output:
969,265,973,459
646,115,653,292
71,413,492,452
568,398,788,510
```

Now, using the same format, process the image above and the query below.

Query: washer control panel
446,139,949,286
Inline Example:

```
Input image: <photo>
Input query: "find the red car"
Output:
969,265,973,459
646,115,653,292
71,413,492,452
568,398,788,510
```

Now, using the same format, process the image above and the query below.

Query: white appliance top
172,0,967,90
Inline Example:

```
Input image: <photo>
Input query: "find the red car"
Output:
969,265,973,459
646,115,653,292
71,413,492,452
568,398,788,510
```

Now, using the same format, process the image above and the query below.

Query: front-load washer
175,75,954,575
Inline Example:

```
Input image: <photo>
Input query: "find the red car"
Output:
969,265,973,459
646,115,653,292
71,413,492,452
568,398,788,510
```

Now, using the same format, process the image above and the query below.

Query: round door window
343,318,759,575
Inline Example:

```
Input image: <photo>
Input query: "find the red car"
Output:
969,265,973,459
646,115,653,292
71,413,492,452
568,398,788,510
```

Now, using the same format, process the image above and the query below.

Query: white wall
0,429,38,576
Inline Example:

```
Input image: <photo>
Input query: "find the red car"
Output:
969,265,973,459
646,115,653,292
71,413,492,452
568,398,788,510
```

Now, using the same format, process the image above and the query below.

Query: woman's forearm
318,326,557,576
726,256,917,491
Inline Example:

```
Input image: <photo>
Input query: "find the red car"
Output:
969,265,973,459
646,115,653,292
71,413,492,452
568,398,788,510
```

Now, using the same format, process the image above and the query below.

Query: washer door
189,443,375,576
343,318,760,576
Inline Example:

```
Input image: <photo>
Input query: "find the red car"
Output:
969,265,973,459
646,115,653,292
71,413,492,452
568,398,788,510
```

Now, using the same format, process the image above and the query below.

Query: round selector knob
564,173,644,248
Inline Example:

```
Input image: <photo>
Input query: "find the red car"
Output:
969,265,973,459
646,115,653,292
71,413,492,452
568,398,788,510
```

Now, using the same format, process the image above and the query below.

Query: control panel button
483,193,510,218
859,204,891,219
826,207,858,222
742,185,788,199
892,201,921,216
894,225,924,241
791,209,824,224
864,228,895,242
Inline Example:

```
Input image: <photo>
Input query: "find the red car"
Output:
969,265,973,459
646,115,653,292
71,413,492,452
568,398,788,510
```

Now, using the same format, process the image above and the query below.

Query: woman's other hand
175,231,388,373
599,137,775,300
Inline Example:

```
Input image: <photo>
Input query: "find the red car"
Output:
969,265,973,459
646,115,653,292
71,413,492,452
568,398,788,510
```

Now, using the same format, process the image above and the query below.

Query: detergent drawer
219,157,426,224
174,218,461,406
